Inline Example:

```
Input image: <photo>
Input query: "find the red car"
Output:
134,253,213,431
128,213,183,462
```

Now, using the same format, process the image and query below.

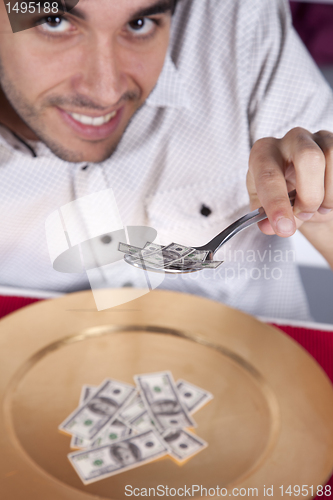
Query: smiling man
0,0,175,162
0,0,332,319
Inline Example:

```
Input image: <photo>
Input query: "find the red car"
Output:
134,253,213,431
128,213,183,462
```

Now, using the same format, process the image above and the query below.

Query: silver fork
125,189,296,274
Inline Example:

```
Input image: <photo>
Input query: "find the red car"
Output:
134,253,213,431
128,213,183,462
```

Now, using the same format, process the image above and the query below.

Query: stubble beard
0,62,141,163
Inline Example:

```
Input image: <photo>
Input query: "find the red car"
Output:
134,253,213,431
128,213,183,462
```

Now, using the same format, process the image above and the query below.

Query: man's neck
0,87,39,141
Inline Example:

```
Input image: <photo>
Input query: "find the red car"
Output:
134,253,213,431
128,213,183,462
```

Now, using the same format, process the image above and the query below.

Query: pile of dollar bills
119,241,223,271
59,372,213,484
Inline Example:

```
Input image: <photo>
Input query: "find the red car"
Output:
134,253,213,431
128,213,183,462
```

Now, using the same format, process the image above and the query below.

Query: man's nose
73,38,128,107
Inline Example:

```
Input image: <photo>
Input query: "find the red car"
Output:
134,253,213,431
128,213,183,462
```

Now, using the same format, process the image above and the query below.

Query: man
0,0,332,319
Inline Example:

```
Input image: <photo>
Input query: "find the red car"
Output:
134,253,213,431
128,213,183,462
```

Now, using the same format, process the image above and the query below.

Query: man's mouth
58,107,124,140
68,111,117,127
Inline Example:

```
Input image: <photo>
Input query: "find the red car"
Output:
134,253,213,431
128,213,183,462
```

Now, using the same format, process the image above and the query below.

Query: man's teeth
69,111,117,126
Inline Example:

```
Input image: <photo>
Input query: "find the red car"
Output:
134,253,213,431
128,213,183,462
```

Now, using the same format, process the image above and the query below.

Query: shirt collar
146,53,191,110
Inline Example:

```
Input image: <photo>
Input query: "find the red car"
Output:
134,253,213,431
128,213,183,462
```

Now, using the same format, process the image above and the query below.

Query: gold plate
0,289,333,499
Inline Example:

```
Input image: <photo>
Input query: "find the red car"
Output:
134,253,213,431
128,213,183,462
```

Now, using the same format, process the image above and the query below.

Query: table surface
1,294,332,499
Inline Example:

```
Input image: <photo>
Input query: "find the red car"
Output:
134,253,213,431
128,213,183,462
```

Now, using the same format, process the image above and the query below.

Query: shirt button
100,234,112,244
82,165,89,171
200,204,212,217
123,282,133,287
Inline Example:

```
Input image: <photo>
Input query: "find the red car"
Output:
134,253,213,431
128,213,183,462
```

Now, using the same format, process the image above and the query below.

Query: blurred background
289,0,333,324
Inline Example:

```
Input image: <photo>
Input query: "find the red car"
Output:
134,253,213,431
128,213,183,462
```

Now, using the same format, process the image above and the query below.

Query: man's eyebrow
130,0,174,19
62,6,86,20
30,1,86,20
57,0,174,22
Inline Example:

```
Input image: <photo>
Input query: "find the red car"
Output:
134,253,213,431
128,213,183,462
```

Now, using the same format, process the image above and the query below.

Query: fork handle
197,189,296,255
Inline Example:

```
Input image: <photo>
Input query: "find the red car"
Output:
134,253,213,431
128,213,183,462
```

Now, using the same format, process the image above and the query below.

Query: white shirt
1,0,333,319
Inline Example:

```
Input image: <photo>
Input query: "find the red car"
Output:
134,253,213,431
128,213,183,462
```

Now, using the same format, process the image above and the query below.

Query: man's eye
127,18,156,36
39,16,73,33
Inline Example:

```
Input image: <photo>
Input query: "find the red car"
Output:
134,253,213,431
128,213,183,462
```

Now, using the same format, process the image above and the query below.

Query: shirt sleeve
246,0,333,143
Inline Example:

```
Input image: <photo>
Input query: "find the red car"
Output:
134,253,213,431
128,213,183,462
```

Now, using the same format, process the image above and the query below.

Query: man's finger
313,130,333,215
249,138,296,237
280,128,325,220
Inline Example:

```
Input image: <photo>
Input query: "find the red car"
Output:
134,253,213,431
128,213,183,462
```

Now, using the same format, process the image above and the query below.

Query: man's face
0,0,172,162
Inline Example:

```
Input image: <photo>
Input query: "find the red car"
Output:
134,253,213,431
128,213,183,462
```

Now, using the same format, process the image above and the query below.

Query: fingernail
276,217,294,235
297,212,314,221
318,207,332,215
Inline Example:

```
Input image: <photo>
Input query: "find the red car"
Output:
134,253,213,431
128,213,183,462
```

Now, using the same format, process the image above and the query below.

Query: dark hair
172,0,180,14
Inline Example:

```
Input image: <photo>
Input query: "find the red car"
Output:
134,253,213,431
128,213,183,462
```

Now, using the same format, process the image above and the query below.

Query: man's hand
247,127,333,267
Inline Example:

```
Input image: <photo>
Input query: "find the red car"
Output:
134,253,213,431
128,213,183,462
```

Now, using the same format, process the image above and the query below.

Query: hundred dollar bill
119,394,156,433
134,371,196,433
91,420,132,448
165,251,209,271
200,260,223,268
118,242,164,258
164,261,195,271
72,419,132,450
163,429,208,462
68,430,170,484
183,250,209,263
118,393,146,423
77,385,96,406
118,393,156,433
142,242,164,254
128,411,156,433
70,386,132,449
59,379,136,440
176,380,213,414
70,385,96,449
118,242,145,256
136,243,195,269
167,260,222,270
